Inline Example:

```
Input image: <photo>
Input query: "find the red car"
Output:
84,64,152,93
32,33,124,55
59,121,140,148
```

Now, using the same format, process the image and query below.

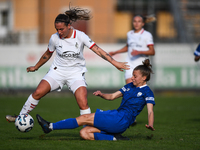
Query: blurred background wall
0,0,200,92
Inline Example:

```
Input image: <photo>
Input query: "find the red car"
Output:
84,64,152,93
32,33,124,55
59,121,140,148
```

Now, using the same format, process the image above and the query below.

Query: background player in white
6,7,129,122
109,15,155,84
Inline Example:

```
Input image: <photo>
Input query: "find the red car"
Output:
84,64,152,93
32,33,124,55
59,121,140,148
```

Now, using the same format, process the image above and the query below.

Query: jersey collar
138,28,144,34
71,30,76,38
132,28,144,34
58,29,76,39
139,84,147,88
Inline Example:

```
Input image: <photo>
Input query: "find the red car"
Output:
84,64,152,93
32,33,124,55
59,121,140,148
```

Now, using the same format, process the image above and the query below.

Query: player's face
133,16,144,32
55,22,71,38
131,70,146,87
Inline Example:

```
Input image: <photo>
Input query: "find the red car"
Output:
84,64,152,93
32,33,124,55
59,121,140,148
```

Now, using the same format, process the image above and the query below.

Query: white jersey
126,28,154,69
48,29,95,73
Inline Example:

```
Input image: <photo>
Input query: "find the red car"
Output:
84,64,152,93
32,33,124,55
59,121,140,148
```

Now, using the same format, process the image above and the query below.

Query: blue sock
53,118,79,130
94,132,114,141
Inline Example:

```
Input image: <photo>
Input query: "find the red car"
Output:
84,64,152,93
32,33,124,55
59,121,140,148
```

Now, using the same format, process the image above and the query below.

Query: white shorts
42,68,87,94
124,67,134,80
124,58,145,80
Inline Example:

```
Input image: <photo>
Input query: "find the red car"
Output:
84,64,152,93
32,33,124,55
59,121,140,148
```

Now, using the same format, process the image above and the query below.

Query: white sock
80,107,91,115
49,123,53,130
19,94,39,115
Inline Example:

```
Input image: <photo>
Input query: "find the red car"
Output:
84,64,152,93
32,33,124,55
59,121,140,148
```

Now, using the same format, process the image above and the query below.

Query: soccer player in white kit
6,7,129,122
109,15,155,84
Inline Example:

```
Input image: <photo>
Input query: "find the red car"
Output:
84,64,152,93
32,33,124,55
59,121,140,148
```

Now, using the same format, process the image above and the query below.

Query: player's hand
93,90,102,97
131,50,140,56
115,62,130,72
109,51,115,56
145,124,155,131
27,66,38,72
195,56,200,62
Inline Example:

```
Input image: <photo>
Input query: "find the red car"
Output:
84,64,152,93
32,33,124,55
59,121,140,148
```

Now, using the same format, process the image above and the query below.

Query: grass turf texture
0,92,200,150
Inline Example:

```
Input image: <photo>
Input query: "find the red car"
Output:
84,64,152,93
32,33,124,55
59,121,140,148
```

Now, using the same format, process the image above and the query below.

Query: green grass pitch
0,91,200,150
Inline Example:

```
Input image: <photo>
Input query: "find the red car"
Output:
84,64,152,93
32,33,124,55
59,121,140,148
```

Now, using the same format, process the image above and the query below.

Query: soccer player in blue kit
37,59,155,141
194,43,200,62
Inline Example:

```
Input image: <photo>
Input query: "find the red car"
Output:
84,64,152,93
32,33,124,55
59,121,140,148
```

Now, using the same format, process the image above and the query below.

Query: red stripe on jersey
147,44,154,46
90,43,96,49
141,29,144,34
73,30,76,38
48,48,54,53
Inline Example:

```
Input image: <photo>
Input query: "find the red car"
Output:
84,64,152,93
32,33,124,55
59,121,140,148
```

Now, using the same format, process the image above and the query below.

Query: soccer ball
15,114,34,132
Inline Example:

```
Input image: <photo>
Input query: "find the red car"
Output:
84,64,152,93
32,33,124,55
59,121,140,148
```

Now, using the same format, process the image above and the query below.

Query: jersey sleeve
119,83,132,95
81,32,95,49
119,86,126,95
194,44,200,56
146,33,154,46
48,34,56,53
145,89,155,105
126,30,132,46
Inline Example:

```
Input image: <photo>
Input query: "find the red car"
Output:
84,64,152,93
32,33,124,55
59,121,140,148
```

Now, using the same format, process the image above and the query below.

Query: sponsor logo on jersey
58,51,80,60
129,42,142,48
136,44,142,48
122,87,130,92
122,87,126,92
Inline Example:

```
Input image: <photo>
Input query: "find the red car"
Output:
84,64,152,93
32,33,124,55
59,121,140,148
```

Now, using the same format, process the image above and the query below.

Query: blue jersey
194,44,200,56
94,83,155,134
118,83,155,125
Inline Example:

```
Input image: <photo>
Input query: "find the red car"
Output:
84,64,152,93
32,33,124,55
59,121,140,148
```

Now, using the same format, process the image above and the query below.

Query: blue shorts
93,109,130,134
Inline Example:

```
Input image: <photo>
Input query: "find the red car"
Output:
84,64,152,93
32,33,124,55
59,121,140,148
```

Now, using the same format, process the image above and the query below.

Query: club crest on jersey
59,51,80,60
75,42,79,49
137,92,142,97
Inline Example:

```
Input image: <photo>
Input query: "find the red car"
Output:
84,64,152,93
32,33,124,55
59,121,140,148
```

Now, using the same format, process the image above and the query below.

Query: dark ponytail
55,7,91,26
65,7,91,21
134,59,153,81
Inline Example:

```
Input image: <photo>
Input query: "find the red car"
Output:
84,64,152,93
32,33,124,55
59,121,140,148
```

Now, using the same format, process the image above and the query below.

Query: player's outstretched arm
91,44,130,72
146,103,155,131
27,49,53,72
109,44,128,56
93,90,122,101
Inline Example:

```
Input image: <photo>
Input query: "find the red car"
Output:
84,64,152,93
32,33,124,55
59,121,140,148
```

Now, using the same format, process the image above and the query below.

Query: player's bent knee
79,128,88,140
79,127,94,140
